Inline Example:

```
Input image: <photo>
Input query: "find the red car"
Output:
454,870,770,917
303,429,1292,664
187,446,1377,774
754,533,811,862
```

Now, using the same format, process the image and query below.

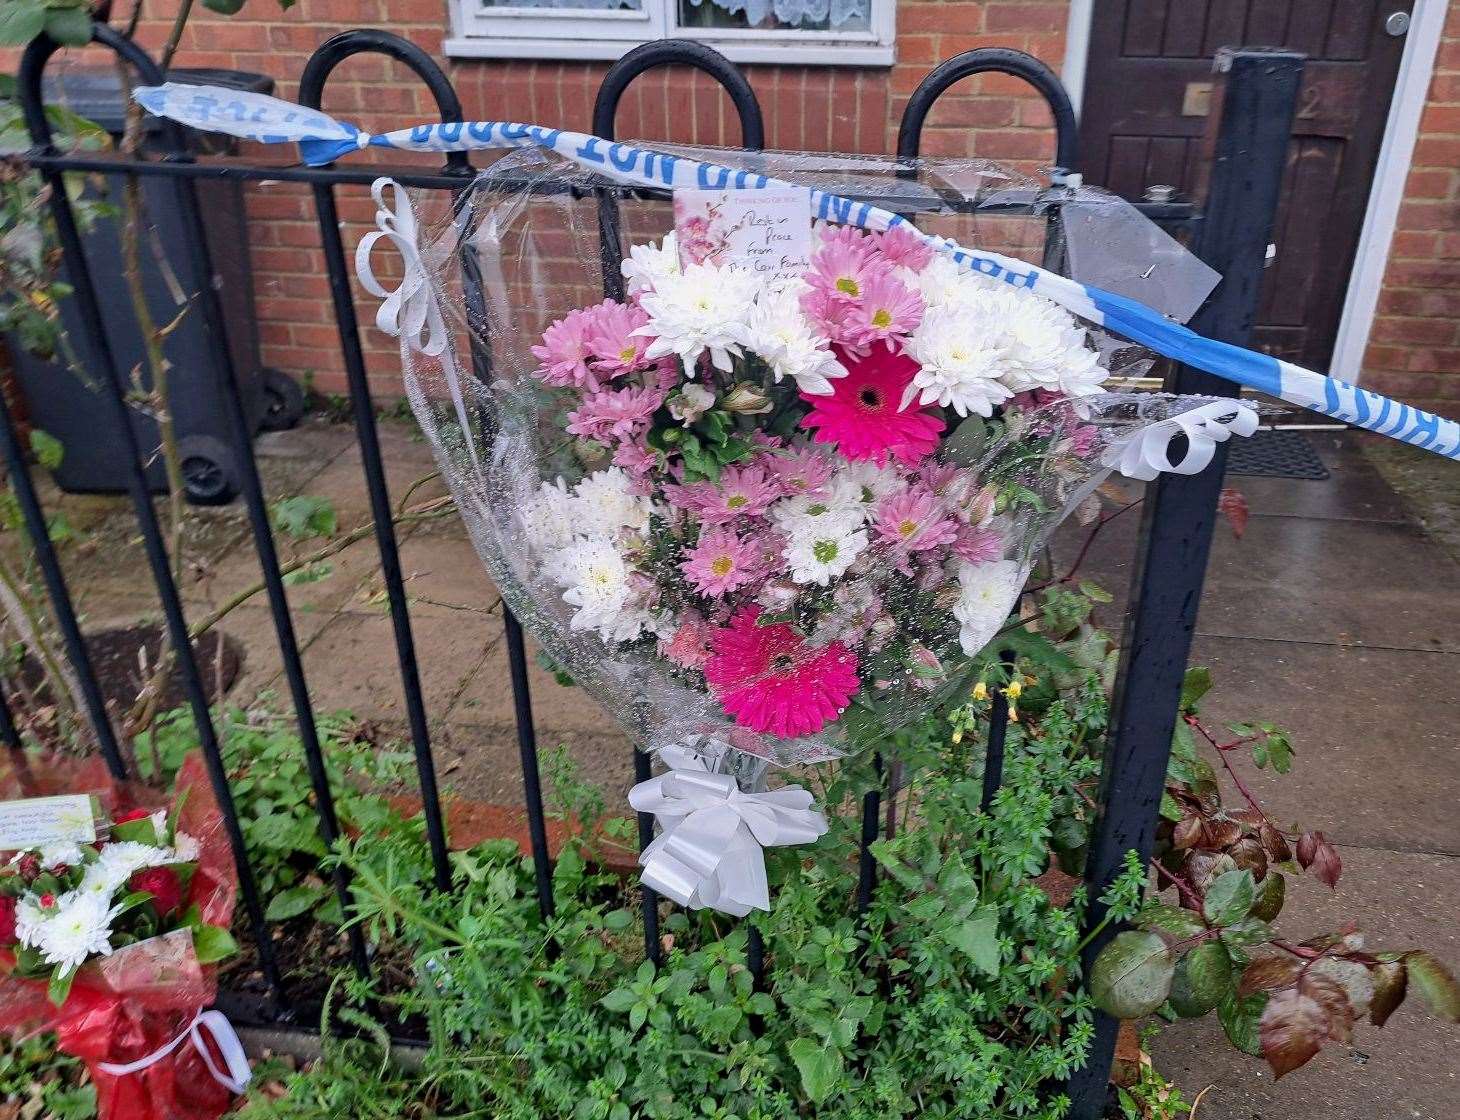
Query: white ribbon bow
355,178,448,357
1108,399,1260,481
96,1009,251,1095
628,747,828,918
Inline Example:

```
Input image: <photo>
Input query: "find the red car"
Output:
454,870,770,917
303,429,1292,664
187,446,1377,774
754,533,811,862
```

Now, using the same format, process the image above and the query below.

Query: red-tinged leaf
1185,850,1237,893
1310,959,1374,1021
1218,487,1249,539
1311,835,1342,889
1296,831,1318,869
1259,822,1292,864
1239,956,1301,998
1300,970,1355,1043
1172,815,1204,851
1228,837,1268,881
1206,819,1243,849
1259,973,1352,1079
1404,951,1460,1022
1369,960,1408,1027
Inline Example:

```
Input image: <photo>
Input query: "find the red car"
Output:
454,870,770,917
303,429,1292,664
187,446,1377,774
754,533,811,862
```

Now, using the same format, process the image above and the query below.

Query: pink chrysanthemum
705,606,860,738
953,523,1004,564
838,271,924,350
800,347,946,468
681,526,764,597
665,465,779,525
874,488,959,553
612,442,657,478
531,308,599,390
763,448,834,497
806,240,876,303
584,300,654,376
566,385,664,443
818,223,877,258
662,615,717,670
873,225,933,270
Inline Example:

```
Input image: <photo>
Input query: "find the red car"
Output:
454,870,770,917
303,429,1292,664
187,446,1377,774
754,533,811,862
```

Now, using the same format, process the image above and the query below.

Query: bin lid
40,67,274,136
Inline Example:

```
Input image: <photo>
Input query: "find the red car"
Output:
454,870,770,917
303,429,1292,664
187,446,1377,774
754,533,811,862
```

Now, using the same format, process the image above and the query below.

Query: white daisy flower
836,461,903,507
28,891,119,976
953,559,1025,655
621,231,680,297
544,535,653,643
743,295,847,396
784,518,870,586
633,261,758,374
904,304,1014,418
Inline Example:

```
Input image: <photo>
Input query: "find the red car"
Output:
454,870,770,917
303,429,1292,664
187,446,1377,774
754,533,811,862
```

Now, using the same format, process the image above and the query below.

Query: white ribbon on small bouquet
628,746,828,918
96,1008,251,1094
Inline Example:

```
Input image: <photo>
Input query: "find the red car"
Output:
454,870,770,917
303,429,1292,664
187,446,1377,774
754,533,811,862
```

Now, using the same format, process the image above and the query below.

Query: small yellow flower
951,727,963,745
1005,680,1023,700
972,681,989,702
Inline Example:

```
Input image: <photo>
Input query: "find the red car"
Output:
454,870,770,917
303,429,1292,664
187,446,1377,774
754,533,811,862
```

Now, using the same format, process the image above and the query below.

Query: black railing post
591,41,763,967
1065,48,1303,1118
17,25,287,1003
298,31,463,894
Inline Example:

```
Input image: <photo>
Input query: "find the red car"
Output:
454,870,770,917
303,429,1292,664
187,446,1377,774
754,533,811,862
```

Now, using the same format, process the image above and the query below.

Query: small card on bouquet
0,795,98,850
674,186,813,287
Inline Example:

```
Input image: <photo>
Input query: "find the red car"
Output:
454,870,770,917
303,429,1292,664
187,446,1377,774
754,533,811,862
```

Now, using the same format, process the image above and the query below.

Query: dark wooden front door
1078,2,1413,369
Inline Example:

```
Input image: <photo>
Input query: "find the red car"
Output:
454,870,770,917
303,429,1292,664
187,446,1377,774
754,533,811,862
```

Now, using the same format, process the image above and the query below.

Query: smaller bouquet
0,756,248,1120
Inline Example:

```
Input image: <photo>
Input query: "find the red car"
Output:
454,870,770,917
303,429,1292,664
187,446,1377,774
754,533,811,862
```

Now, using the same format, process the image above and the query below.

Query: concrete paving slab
372,533,500,618
435,720,636,808
450,628,614,734
218,602,345,704
1230,433,1414,524
1187,635,1460,856
1151,846,1460,1120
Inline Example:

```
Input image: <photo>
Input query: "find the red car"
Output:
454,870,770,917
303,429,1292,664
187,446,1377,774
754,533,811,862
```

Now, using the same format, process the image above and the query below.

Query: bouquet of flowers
0,755,247,1120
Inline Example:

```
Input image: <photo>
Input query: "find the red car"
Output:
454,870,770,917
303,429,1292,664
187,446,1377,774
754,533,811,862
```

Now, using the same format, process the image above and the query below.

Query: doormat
1225,429,1331,480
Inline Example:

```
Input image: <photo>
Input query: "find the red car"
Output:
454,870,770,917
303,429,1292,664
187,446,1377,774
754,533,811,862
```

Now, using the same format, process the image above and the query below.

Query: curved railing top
593,39,766,150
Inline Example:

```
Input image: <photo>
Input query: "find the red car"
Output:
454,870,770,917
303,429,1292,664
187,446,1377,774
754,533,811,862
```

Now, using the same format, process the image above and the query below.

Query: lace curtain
479,0,869,25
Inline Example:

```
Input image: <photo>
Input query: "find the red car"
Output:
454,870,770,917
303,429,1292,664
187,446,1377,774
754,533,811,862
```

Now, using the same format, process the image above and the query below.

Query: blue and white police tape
131,81,1460,462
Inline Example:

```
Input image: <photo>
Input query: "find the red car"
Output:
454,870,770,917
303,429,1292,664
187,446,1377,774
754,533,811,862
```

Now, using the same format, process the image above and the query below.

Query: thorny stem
1025,497,1144,595
1153,861,1204,911
1186,715,1282,833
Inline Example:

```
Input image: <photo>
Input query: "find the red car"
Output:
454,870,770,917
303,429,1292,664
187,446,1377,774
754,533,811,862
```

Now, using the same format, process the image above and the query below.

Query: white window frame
445,0,896,67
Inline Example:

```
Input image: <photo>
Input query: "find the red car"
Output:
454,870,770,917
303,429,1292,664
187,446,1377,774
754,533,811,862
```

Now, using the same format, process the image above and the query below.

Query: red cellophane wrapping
0,752,240,1120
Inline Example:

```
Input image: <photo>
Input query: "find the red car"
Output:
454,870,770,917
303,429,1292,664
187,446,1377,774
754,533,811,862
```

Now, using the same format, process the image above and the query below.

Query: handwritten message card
673,186,813,287
0,795,97,850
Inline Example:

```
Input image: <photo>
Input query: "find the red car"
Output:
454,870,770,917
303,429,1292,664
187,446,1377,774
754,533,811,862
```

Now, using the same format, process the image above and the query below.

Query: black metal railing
7,27,1301,1113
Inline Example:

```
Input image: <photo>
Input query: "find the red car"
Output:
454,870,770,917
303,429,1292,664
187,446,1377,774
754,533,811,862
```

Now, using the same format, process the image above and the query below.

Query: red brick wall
1362,3,1460,414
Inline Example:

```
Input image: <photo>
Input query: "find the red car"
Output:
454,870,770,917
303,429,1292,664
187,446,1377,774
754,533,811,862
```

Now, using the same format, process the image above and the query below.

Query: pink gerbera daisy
838,271,924,350
800,347,946,468
661,614,717,670
874,488,959,553
873,225,933,270
584,300,654,377
681,526,764,597
531,308,599,390
665,465,779,525
566,385,664,443
704,606,860,738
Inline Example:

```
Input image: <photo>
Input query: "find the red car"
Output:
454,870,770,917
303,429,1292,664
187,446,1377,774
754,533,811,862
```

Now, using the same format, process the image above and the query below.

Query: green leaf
271,495,337,540
599,989,636,1013
111,816,160,846
1078,579,1113,604
201,0,248,12
941,906,1000,975
47,967,75,1006
282,562,334,586
1218,987,1266,1056
1249,871,1285,923
1090,931,1176,1019
193,924,238,964
28,429,63,470
1203,870,1256,927
787,1037,843,1105
265,883,325,921
0,0,46,46
1404,951,1460,1022
1168,942,1233,1018
43,6,92,45
1139,903,1205,940
1179,667,1212,712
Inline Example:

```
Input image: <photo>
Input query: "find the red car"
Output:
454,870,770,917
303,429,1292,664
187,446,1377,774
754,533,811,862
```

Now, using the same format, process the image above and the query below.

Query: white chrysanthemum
36,842,85,868
784,518,869,586
634,261,758,373
836,461,903,507
172,831,200,862
908,254,979,307
1058,336,1107,397
24,891,119,976
621,231,680,297
573,467,653,537
953,559,1024,655
904,304,1014,417
544,536,652,643
743,296,846,396
770,492,866,536
996,293,1080,393
522,478,578,554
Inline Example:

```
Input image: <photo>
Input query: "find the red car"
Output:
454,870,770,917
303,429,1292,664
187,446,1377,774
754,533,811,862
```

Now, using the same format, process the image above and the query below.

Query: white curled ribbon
96,1009,251,1095
628,748,827,918
1107,399,1260,481
356,177,479,466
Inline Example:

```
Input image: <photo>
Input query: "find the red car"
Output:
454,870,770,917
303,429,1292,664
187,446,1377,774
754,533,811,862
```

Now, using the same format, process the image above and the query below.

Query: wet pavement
24,418,1460,1118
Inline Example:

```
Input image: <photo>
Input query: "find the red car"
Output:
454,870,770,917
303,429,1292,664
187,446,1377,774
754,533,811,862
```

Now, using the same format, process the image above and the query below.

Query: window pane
480,0,641,9
678,0,870,32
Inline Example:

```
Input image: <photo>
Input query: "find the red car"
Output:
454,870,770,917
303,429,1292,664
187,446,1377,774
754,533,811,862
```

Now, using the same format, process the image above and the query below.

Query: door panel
1078,0,1413,369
